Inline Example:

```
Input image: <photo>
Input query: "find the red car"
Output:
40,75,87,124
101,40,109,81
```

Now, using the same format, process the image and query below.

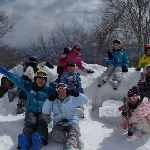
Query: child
138,64,150,100
0,66,55,150
42,83,88,150
136,44,150,72
57,43,94,83
113,86,150,142
98,39,129,90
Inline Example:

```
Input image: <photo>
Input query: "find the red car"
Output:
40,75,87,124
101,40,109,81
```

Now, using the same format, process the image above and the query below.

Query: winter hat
145,44,150,53
127,86,141,98
66,60,75,67
34,70,47,82
113,39,121,45
29,57,38,63
73,43,82,50
56,83,68,91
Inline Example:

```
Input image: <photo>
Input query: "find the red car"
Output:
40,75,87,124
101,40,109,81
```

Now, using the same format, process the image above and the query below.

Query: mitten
69,89,79,97
135,67,140,71
0,66,9,77
48,92,57,101
63,47,72,54
122,66,128,72
49,82,57,89
46,62,54,69
73,84,79,88
107,51,113,60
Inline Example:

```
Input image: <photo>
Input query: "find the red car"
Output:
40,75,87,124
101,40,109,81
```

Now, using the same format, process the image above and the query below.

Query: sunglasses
147,69,150,73
73,46,81,51
56,83,68,91
127,96,139,102
36,71,47,78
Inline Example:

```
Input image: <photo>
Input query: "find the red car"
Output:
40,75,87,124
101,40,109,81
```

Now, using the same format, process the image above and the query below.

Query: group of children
0,41,150,149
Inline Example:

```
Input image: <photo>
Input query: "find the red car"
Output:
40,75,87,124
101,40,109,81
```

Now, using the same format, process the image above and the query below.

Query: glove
63,47,72,54
73,84,79,88
46,62,54,69
83,68,94,73
48,92,57,101
135,67,140,71
69,89,79,97
122,66,128,72
0,66,9,77
49,82,57,89
107,50,113,60
121,112,127,118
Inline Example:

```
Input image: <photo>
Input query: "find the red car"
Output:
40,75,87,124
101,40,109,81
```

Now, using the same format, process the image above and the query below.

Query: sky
0,63,150,150
0,0,102,47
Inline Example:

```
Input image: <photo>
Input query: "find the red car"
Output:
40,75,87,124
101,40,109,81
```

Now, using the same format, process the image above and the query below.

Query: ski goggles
67,61,75,66
56,83,68,91
147,69,150,73
35,71,47,78
127,96,139,102
73,46,81,51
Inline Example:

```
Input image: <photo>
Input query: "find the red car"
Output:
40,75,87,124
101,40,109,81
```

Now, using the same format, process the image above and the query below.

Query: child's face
67,66,74,72
113,43,120,50
36,78,46,87
57,88,67,100
147,49,150,55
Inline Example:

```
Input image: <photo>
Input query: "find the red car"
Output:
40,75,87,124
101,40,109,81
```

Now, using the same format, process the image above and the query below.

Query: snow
0,64,150,150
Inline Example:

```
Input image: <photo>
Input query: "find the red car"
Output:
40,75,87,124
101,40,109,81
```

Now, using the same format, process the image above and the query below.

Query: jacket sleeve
76,73,81,87
58,53,66,62
42,99,53,114
8,73,28,92
73,93,88,106
60,72,67,84
123,51,129,66
138,54,146,68
76,59,84,70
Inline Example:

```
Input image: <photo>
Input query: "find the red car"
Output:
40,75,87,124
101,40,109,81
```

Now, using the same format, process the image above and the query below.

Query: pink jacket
58,50,84,70
129,99,150,125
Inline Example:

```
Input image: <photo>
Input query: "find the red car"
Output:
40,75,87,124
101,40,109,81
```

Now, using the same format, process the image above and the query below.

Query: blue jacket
8,73,55,113
109,49,129,67
60,71,81,88
42,93,88,126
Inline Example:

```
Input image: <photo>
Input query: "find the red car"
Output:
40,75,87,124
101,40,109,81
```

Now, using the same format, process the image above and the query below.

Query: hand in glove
49,82,57,89
69,89,79,97
122,66,128,72
83,68,94,73
46,62,54,69
107,50,113,60
0,66,9,77
48,92,57,101
135,67,140,71
63,47,72,54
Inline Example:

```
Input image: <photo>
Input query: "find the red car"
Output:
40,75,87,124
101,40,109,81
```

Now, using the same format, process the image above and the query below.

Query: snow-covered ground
0,64,150,150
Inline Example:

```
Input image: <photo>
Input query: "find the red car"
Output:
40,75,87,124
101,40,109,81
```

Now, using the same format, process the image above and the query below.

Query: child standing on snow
0,66,55,150
57,43,94,83
42,83,88,150
98,39,129,90
113,86,150,143
135,44,150,73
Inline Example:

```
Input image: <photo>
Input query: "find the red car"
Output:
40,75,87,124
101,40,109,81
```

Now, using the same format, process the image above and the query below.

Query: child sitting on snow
60,60,84,118
113,86,150,143
98,39,129,90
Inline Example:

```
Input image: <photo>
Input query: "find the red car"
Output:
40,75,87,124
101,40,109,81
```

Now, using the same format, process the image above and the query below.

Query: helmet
113,39,121,45
34,70,47,82
73,43,82,51
56,83,68,91
145,44,150,53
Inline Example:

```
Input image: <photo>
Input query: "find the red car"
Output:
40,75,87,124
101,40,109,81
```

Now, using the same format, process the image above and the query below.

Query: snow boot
76,106,84,118
32,132,43,150
113,122,128,132
18,134,30,150
108,79,120,90
126,131,141,142
98,76,105,87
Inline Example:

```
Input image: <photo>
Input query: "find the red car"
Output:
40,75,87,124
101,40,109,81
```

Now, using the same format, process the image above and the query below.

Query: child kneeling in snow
60,60,84,118
113,86,150,142
42,83,88,150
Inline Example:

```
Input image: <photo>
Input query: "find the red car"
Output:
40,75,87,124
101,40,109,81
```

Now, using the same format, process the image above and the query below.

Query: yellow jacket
138,54,150,68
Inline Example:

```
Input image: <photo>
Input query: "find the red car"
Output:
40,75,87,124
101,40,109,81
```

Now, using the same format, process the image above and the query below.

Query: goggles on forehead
56,83,68,91
73,46,81,51
67,61,75,66
147,69,150,73
35,71,47,78
127,96,139,102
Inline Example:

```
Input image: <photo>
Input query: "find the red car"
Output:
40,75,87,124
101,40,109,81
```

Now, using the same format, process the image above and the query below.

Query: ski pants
51,123,80,150
22,112,50,145
101,64,122,82
120,117,150,133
